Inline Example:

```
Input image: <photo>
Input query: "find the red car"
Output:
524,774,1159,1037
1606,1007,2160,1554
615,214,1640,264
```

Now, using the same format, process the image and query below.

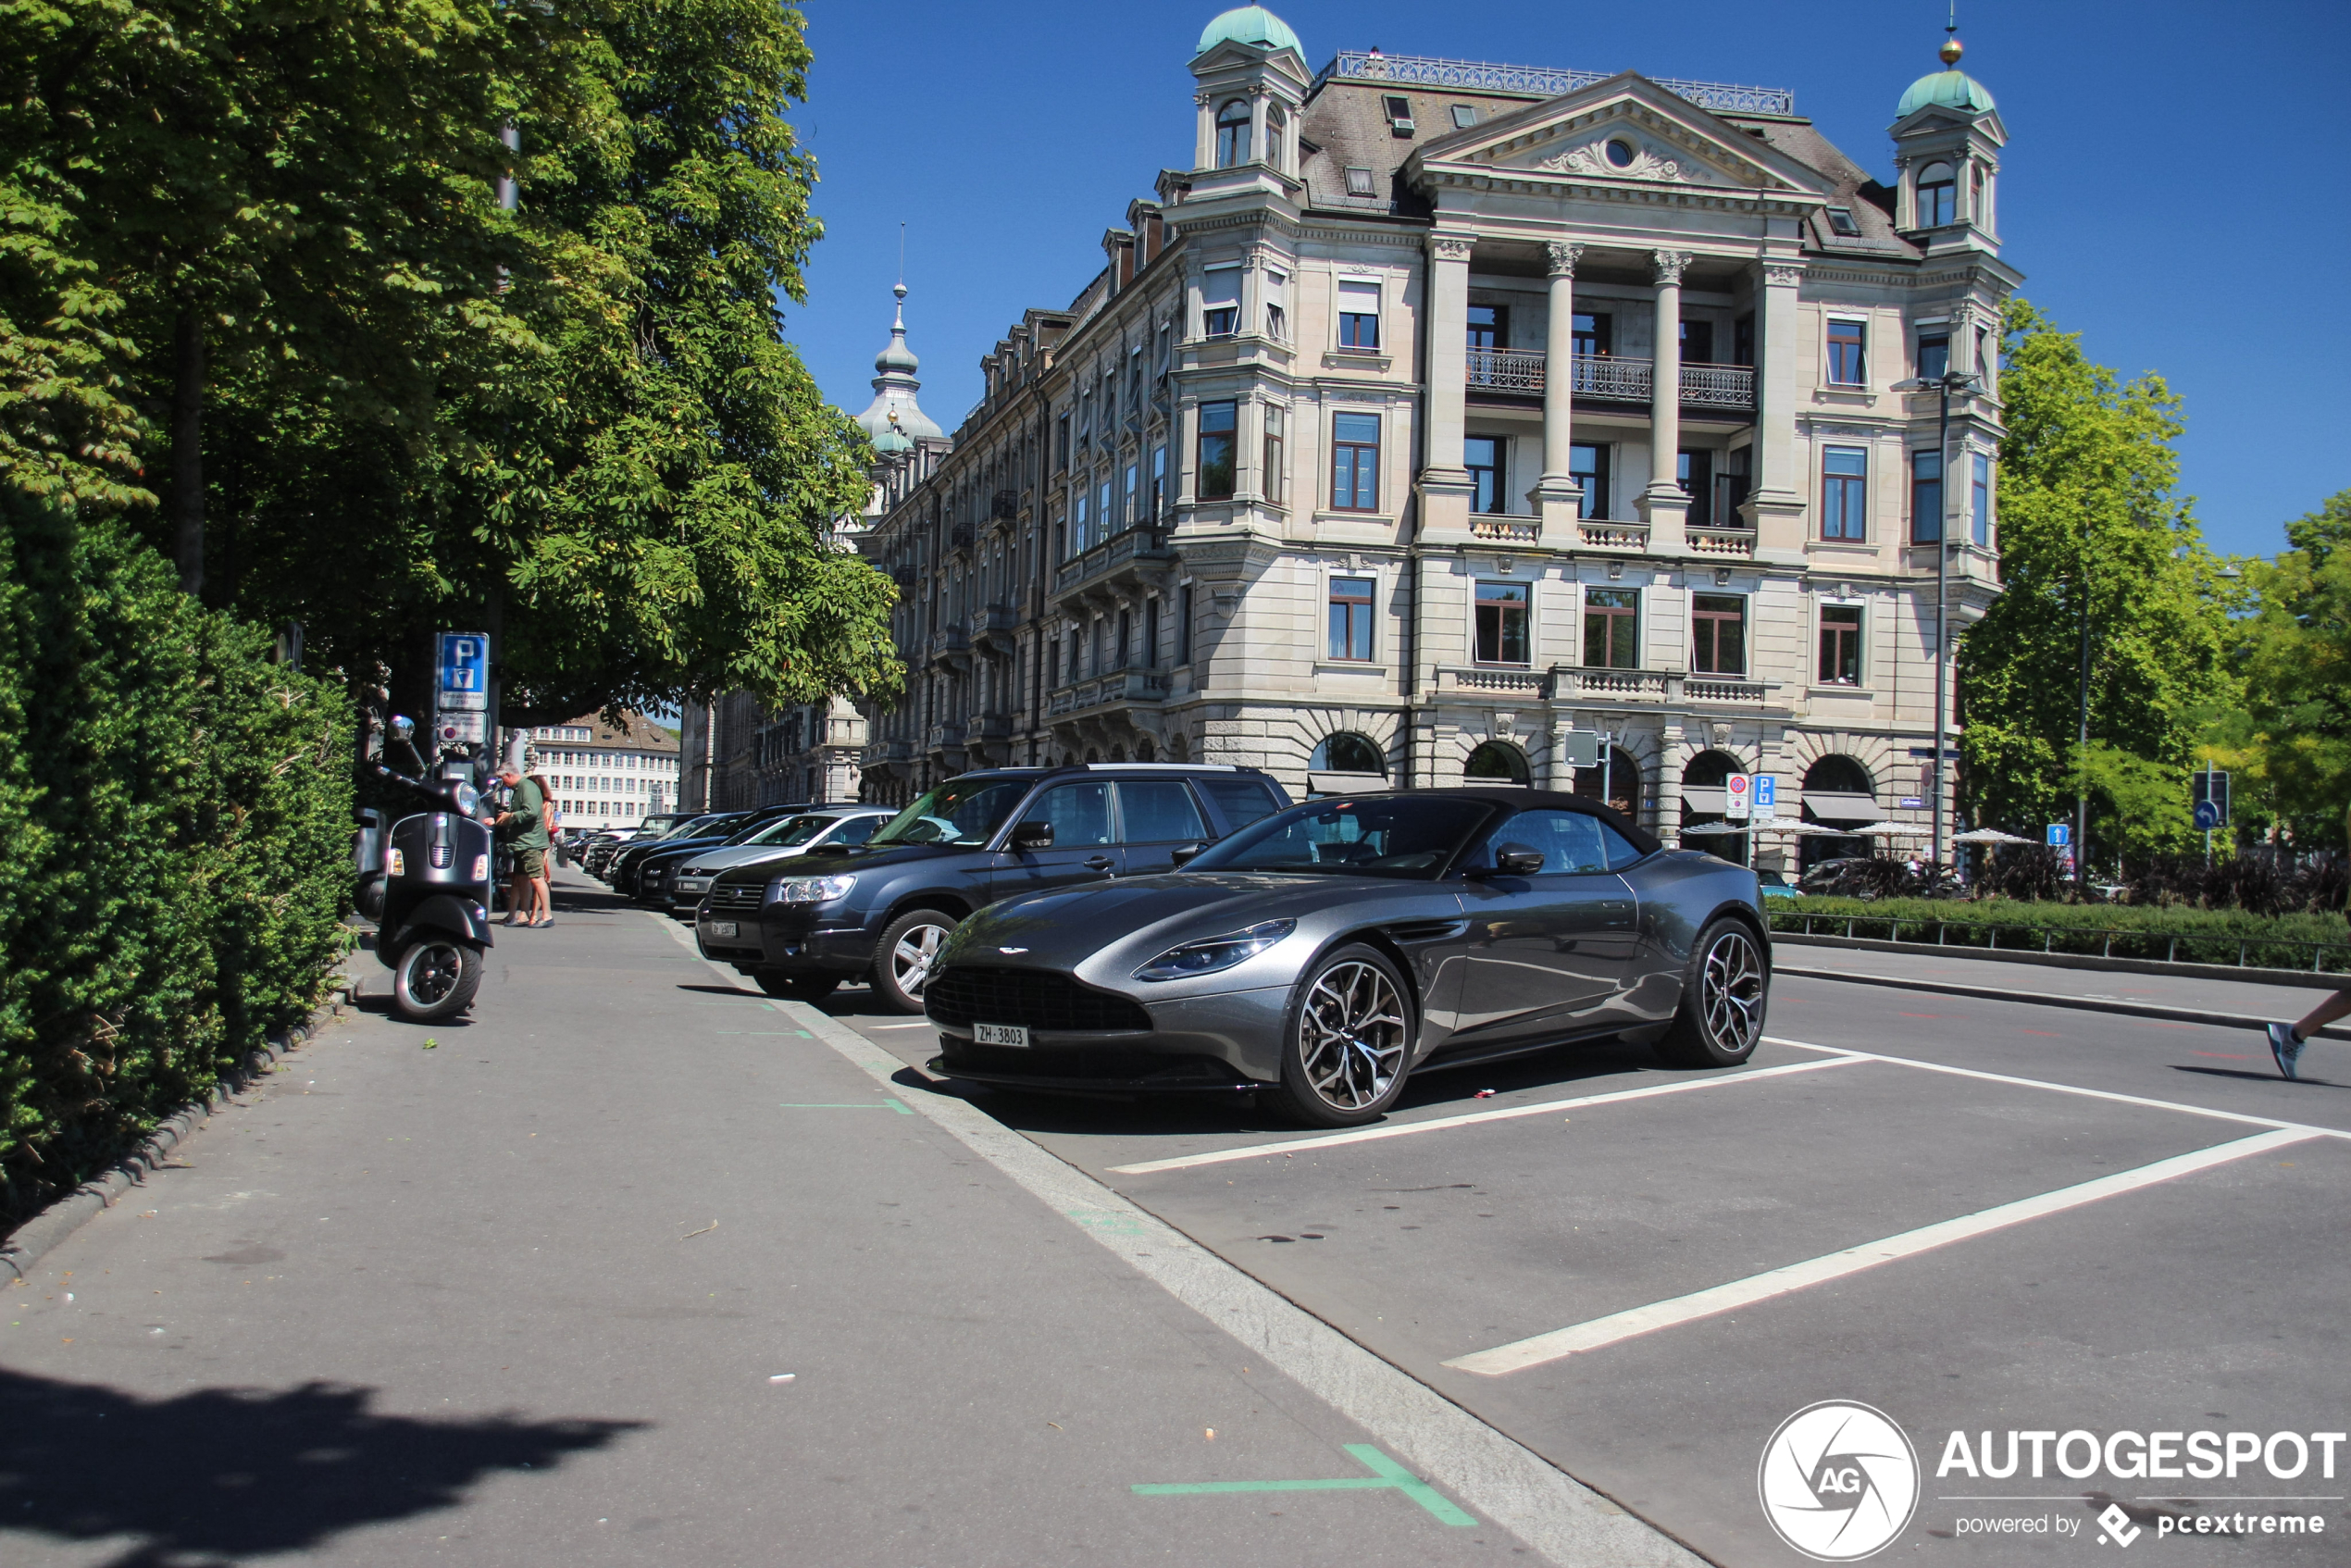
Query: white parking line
1443,1126,2318,1376
1106,1056,1867,1176
1765,1037,2351,1142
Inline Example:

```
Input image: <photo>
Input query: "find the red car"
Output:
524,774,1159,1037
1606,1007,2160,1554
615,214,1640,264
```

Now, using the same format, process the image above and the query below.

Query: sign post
432,631,491,756
2046,821,2072,876
2191,768,2231,865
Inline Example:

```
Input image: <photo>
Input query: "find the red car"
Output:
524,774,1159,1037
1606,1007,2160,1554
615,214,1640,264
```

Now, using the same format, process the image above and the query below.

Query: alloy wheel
1699,928,1765,1052
890,921,951,998
1297,961,1408,1111
407,942,465,1007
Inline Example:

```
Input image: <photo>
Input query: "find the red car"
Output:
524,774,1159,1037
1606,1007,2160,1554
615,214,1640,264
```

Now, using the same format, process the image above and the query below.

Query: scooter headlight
472,853,491,880
454,782,481,816
385,847,404,877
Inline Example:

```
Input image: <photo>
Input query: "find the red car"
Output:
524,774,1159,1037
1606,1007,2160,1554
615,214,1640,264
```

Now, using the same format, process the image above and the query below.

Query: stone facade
519,714,680,831
678,693,868,814
852,11,2013,873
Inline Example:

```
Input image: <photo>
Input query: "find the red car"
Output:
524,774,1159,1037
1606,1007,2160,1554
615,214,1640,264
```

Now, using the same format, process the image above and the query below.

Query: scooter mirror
390,715,416,741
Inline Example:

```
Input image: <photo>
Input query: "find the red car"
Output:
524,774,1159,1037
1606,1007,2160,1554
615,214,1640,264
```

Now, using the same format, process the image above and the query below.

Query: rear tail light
385,848,404,877
472,854,491,880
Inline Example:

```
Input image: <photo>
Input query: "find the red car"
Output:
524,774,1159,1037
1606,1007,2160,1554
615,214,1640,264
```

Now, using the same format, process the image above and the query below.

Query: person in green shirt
493,765,553,927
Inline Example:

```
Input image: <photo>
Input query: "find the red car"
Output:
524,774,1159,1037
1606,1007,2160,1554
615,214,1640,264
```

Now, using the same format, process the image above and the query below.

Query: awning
1803,790,1881,824
1683,786,1729,814
1308,770,1389,796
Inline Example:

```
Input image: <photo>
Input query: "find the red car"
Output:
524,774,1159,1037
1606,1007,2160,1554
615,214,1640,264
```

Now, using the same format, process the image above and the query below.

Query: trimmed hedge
0,492,353,1226
1773,896,2351,974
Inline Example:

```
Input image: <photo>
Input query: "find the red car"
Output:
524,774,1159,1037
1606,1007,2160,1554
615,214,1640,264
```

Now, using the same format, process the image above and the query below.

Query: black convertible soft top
1387,786,1662,859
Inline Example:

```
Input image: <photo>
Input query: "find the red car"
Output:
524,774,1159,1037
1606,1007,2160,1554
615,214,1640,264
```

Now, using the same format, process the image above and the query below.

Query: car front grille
706,883,765,912
924,966,1152,1034
935,1041,1239,1084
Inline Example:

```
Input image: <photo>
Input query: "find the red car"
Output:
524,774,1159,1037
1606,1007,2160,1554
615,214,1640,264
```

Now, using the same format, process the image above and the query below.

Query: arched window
1916,162,1956,227
1265,104,1287,168
1800,754,1878,870
1215,99,1252,168
1679,750,1748,866
1571,746,1642,822
1311,732,1387,777
1464,740,1530,785
1803,754,1874,795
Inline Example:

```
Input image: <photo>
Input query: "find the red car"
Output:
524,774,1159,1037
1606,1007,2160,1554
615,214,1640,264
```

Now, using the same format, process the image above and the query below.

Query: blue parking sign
437,632,489,711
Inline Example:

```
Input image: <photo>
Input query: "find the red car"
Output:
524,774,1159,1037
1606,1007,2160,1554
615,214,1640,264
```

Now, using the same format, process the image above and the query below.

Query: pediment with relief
1418,77,1824,196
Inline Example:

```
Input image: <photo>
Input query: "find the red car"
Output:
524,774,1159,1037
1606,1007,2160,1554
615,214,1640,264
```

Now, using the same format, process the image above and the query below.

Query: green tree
2220,489,2351,845
1958,300,2238,865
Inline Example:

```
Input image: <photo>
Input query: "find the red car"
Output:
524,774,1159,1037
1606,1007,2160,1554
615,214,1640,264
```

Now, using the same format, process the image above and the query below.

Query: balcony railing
974,603,1021,650
1047,666,1169,717
1578,519,1650,550
1313,50,1795,118
1052,526,1175,600
971,713,1014,741
926,722,967,752
1686,526,1757,556
1464,351,1755,411
1469,516,1541,545
1686,677,1778,703
1558,666,1673,699
927,624,970,668
1437,666,1549,697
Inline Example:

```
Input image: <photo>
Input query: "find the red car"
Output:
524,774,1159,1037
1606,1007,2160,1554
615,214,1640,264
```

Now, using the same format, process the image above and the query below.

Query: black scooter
371,718,497,1023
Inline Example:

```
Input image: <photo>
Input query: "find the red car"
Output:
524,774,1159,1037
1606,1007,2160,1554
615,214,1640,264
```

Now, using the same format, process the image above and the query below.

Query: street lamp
1893,367,1982,877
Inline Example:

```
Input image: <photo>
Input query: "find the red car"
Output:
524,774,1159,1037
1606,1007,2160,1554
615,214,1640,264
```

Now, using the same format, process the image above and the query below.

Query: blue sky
789,2,2347,560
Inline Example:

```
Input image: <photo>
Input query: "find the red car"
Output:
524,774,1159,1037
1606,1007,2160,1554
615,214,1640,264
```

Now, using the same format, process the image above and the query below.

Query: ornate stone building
855,7,2012,871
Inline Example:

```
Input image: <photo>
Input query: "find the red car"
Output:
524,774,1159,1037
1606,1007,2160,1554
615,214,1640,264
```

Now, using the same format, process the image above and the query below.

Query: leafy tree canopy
2213,488,2351,844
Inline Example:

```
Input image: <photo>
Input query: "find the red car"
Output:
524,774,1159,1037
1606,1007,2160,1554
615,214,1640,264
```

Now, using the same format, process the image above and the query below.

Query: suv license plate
708,920,738,939
975,1023,1029,1048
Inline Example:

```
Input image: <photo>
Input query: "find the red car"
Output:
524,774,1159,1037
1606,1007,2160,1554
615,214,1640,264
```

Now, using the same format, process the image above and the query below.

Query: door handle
1083,855,1115,871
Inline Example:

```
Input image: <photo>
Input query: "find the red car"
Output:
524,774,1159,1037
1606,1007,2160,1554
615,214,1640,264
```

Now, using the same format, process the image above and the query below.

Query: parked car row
577,763,1778,1128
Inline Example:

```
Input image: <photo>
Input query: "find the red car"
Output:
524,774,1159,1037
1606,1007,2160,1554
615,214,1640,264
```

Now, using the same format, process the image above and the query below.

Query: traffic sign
436,631,490,712
2192,768,2231,830
1562,729,1602,769
1753,775,1778,823
1897,795,1924,809
2193,800,2224,832
2045,823,2070,847
1725,774,1752,821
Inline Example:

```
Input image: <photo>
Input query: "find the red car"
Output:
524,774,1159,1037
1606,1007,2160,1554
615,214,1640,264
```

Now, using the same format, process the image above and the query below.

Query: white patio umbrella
1847,821,1932,837
1950,828,2034,845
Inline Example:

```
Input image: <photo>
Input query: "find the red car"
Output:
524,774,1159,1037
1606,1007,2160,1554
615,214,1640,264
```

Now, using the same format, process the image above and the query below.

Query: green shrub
0,491,352,1226
1772,896,2350,973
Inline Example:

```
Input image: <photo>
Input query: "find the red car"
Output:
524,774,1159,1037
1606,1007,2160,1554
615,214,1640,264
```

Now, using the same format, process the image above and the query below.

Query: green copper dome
1897,68,1995,118
1196,6,1300,57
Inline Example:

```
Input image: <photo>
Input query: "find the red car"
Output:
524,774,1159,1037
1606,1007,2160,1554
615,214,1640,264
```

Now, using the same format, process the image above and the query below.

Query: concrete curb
1772,929,2351,990
1775,964,2351,1043
0,984,352,1285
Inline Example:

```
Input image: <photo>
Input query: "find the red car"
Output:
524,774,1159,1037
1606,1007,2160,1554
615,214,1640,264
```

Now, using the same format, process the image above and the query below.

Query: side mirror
1169,841,1204,868
389,715,416,742
1012,819,1054,850
1470,845,1545,878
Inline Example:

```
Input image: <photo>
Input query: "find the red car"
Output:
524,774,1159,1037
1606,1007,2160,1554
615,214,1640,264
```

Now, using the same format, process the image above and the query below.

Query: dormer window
1917,161,1956,227
1343,166,1375,198
1214,99,1251,168
1382,95,1415,136
1449,104,1478,129
1825,205,1861,237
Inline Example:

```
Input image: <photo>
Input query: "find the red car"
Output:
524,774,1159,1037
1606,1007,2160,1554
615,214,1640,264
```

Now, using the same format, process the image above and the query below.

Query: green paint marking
778,1102,902,1110
1132,1445,1474,1526
882,1098,913,1114
715,1031,802,1036
794,1029,814,1039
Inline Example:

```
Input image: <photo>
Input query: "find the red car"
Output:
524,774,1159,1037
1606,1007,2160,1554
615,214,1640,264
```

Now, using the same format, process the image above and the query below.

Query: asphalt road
6,873,2346,1567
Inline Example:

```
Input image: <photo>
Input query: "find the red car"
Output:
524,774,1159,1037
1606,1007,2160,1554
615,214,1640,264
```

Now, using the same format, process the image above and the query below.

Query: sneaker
2269,1022,2305,1082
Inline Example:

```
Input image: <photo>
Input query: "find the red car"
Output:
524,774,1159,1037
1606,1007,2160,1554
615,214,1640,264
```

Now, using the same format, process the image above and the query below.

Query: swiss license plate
709,921,738,939
974,1023,1030,1049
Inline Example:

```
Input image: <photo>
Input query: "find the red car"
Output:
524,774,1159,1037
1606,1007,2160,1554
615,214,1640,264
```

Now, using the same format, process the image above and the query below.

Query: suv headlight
1135,919,1295,981
772,873,857,904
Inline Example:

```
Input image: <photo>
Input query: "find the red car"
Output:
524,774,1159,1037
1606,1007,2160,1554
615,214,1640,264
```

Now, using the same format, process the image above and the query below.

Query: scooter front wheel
392,939,483,1022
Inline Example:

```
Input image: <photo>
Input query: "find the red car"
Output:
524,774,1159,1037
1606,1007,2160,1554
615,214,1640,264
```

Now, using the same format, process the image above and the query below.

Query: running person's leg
2270,990,2351,1081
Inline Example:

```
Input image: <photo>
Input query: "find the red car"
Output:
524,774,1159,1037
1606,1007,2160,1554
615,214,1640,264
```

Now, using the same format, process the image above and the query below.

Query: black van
695,764,1291,1010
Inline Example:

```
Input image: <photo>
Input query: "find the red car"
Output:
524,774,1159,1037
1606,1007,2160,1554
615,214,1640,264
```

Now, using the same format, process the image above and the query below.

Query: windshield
868,778,1034,848
1187,796,1496,878
740,813,837,849
669,815,729,839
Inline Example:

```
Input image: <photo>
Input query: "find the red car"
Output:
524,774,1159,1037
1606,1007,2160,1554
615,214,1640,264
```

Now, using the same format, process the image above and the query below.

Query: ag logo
1758,1400,1920,1561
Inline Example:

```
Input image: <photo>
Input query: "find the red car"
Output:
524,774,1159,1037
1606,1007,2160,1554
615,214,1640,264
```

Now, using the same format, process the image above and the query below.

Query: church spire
854,280,942,454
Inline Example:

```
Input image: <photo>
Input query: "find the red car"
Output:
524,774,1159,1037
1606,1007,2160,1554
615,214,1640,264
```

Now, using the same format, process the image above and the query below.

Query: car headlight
773,873,857,904
1135,919,1296,982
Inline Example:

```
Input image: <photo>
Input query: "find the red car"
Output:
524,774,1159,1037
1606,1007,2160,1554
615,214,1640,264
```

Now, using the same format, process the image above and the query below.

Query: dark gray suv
695,764,1291,1010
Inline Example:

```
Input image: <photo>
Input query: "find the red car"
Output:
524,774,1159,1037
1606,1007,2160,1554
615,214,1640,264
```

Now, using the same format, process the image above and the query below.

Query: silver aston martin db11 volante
922,788,1771,1126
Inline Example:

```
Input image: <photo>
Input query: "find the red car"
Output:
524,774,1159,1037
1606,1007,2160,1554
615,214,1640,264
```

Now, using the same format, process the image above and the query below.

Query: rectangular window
1822,446,1868,540
1055,415,1070,470
1572,311,1611,358
1049,637,1061,687
1337,280,1381,349
1143,596,1159,668
1972,453,1992,546
1074,492,1089,550
1115,608,1131,668
1734,314,1755,367
1466,304,1506,350
1691,593,1747,676
1827,319,1867,386
1464,435,1504,515
1150,444,1168,518
1918,333,1950,382
1328,577,1375,661
1583,587,1639,669
1449,103,1478,129
1124,462,1138,527
1329,412,1380,510
1715,445,1751,529
1262,405,1286,505
1825,205,1861,237
1343,165,1375,197
1910,450,1944,542
1202,267,1240,338
1819,604,1863,686
1677,449,1713,529
1177,583,1195,664
1380,94,1414,133
1680,318,1714,366
1264,268,1288,341
1196,401,1237,500
1474,580,1530,666
1099,478,1114,535
1570,442,1609,519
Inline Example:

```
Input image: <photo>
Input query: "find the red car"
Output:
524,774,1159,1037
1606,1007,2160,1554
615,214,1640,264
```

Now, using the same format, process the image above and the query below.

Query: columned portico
1529,241,1583,528
1636,249,1693,551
